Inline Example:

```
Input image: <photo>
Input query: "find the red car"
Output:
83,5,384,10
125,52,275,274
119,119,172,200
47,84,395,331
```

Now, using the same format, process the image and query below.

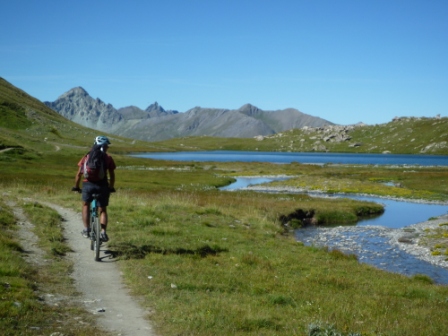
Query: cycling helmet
94,135,111,146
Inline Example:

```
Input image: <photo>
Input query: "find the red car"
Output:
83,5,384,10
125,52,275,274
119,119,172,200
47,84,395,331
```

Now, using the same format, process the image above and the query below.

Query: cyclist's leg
98,185,110,231
98,206,109,241
99,206,108,231
82,201,90,229
81,182,94,236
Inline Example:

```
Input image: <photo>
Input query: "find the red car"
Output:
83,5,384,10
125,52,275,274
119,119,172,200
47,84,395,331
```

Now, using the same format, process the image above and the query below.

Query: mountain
1,77,447,155
44,87,334,141
44,87,124,133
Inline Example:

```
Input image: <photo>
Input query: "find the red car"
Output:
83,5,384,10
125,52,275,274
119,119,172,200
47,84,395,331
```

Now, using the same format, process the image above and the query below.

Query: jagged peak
145,101,165,113
59,86,90,99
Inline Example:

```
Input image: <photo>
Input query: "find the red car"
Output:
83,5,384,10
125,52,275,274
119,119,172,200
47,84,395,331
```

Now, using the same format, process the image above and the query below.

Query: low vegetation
1,77,448,335
148,117,448,155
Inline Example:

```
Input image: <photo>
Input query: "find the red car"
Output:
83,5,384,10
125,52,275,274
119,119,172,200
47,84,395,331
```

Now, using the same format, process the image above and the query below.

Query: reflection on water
222,177,448,284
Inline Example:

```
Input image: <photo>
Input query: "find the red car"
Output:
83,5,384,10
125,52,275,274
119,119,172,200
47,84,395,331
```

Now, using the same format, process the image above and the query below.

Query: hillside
0,78,158,155
153,118,448,155
44,87,333,141
1,77,447,156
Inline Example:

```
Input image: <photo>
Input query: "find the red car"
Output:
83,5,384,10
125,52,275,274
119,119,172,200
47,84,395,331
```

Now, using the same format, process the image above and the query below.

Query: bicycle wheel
90,215,95,251
93,216,101,261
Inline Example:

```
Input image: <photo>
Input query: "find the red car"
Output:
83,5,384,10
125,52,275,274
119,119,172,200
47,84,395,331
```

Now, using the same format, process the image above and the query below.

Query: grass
99,190,447,336
1,76,448,335
1,149,448,335
145,117,448,155
4,177,448,335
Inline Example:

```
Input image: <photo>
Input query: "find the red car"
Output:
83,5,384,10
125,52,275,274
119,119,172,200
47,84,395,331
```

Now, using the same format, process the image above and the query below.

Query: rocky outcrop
300,125,357,147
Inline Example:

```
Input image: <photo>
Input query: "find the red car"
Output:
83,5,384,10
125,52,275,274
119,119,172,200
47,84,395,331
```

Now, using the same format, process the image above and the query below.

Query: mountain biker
72,135,116,242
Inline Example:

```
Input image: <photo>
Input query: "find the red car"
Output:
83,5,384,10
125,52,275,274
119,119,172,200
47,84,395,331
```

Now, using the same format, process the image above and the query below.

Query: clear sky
1,0,447,125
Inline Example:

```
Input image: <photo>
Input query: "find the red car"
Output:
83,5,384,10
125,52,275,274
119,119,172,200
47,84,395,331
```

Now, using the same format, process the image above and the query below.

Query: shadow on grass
106,243,228,260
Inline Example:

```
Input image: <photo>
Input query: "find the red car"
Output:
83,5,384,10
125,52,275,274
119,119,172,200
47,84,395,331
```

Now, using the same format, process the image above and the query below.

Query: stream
221,177,448,284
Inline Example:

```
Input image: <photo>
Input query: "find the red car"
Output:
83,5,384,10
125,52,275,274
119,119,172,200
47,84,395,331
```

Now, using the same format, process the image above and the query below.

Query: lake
132,151,448,166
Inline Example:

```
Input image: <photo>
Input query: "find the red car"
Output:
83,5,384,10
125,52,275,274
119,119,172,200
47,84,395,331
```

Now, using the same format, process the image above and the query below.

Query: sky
1,0,447,125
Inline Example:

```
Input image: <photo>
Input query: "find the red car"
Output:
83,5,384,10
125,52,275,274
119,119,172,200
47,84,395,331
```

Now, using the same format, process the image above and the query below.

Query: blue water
220,177,290,191
318,193,447,229
221,178,448,230
221,177,448,284
132,151,448,166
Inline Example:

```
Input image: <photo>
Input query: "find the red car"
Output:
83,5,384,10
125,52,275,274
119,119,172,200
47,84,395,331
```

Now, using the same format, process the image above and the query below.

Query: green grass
1,76,448,335
146,117,448,155
98,190,447,336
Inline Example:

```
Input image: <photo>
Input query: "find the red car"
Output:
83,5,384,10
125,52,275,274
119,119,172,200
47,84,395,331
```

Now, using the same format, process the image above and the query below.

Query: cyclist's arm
74,166,83,189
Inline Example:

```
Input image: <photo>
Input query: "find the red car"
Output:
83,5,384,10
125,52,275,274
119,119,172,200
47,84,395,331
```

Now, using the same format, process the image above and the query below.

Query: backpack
83,145,107,182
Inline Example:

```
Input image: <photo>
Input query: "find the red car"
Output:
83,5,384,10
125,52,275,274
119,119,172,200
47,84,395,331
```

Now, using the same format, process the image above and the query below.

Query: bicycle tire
93,216,101,261
90,215,95,251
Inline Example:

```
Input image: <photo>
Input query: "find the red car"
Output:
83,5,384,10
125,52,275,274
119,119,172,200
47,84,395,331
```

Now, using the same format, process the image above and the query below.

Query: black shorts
82,182,110,207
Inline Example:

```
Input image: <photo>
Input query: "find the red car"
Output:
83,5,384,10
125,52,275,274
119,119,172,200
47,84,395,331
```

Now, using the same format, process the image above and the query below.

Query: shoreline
389,214,448,271
242,184,448,205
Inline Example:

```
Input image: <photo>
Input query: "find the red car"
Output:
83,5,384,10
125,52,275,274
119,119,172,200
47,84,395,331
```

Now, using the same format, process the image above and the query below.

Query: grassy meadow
1,77,448,335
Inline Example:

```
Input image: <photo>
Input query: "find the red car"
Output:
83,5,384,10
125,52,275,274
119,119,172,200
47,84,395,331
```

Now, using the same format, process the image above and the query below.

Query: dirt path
42,202,156,336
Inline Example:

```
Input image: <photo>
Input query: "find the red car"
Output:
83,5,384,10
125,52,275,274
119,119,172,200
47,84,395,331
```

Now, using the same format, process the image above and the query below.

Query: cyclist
72,136,116,242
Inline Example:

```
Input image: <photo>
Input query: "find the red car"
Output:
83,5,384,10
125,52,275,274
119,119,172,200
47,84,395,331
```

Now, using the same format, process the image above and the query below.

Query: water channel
135,151,448,284
221,177,448,284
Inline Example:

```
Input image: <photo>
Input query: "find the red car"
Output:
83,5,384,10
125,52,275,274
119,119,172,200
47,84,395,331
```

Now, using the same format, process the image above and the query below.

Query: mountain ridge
44,87,334,141
1,77,447,156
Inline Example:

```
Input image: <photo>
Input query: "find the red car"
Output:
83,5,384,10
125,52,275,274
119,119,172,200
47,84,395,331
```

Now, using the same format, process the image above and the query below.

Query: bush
308,322,361,336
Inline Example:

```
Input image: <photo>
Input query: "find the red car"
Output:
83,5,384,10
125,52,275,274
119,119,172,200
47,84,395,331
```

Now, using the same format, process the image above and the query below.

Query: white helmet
94,135,111,146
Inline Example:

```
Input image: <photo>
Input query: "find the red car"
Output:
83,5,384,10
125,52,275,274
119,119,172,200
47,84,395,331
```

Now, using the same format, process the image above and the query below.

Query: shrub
308,321,361,336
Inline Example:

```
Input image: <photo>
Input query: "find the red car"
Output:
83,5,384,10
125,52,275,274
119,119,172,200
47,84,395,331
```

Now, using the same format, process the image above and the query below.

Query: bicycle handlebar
71,187,116,193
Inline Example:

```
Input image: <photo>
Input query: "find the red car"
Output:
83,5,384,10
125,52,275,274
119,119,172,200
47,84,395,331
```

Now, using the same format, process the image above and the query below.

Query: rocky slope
44,87,333,141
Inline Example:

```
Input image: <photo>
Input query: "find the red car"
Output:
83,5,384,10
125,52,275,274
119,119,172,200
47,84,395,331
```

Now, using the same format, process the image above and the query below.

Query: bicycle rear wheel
93,216,101,261
90,217,95,251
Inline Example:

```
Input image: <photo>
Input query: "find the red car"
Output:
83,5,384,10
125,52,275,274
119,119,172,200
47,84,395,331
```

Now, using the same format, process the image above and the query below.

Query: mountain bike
90,193,102,261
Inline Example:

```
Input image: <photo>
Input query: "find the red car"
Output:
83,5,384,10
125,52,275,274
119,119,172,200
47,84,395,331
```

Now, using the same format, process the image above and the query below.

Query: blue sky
1,0,447,125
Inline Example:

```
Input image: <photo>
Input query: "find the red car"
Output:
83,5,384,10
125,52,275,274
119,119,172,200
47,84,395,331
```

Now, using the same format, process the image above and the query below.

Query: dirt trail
42,202,156,336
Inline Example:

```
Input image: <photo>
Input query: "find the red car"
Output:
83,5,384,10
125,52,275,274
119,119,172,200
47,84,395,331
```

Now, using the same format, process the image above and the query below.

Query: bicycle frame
90,194,102,261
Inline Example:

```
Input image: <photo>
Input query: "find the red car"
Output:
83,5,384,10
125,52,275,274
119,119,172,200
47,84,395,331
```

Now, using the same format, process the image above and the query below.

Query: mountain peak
145,101,165,113
239,103,262,115
59,86,90,99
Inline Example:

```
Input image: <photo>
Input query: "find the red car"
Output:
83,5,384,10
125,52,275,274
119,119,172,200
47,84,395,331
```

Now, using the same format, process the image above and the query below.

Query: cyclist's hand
109,187,116,193
71,187,82,193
